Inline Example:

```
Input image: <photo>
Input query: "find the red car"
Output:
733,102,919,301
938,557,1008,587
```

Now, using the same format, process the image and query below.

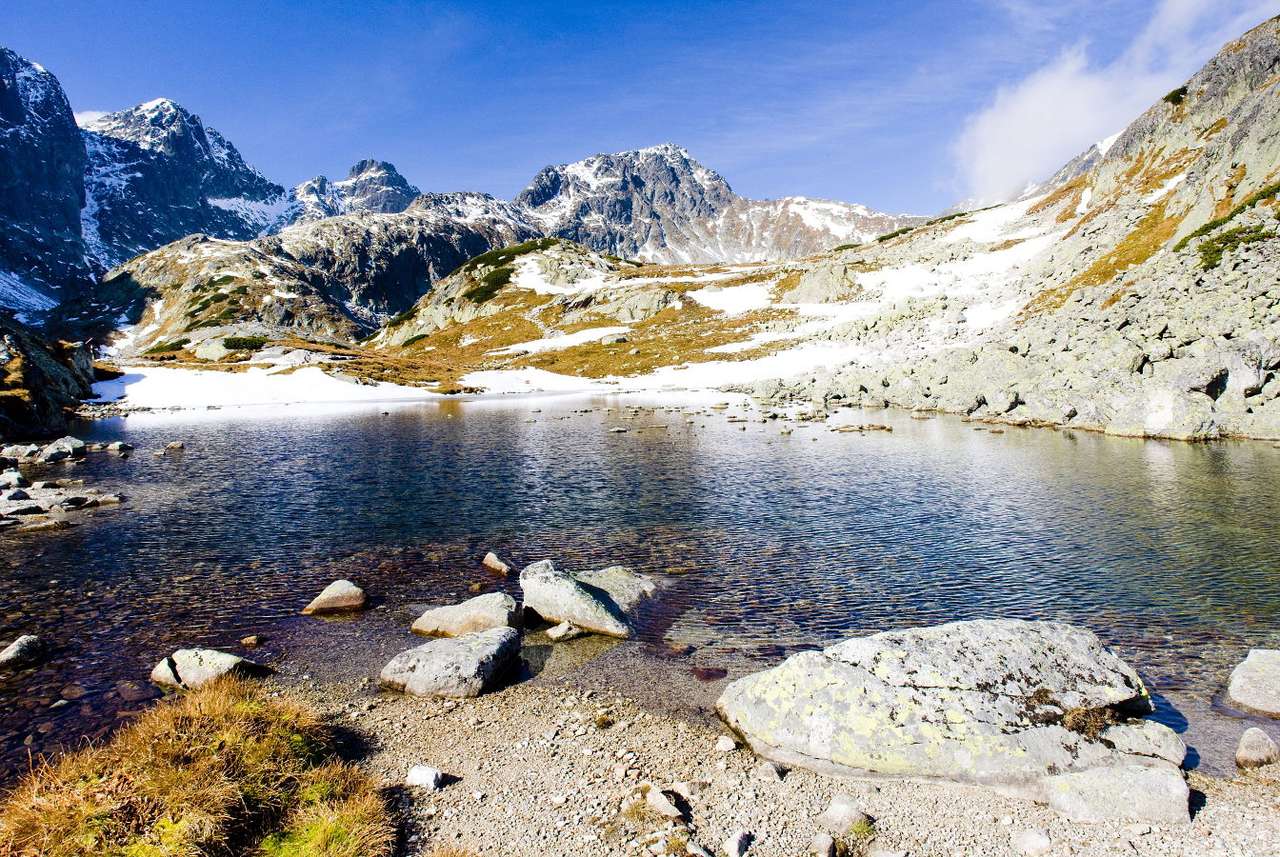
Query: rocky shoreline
60,557,1277,857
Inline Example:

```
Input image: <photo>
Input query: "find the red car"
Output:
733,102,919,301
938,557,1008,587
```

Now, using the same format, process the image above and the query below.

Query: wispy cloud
953,0,1277,203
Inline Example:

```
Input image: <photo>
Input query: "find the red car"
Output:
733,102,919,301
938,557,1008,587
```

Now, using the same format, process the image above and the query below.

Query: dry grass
1062,706,1120,740
0,678,393,857
1026,200,1183,314
1027,176,1087,222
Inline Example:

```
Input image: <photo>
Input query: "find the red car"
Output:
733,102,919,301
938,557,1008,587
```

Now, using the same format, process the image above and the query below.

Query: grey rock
0,634,46,670
815,793,869,836
518,559,632,638
301,579,366,615
809,833,836,857
722,830,752,857
411,592,520,637
1011,828,1052,856
1228,649,1280,715
1235,727,1278,768
546,621,585,642
406,764,446,790
0,470,28,489
481,550,511,575
718,620,1187,821
379,627,520,698
150,648,266,689
1042,763,1189,824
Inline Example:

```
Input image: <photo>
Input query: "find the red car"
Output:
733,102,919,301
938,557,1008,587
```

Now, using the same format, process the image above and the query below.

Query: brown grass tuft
0,678,393,857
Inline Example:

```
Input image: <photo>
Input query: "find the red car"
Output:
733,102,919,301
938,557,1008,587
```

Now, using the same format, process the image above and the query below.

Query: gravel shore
273,635,1280,857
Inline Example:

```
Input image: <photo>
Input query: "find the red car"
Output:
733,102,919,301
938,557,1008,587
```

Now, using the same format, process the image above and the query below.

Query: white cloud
73,110,109,127
954,0,1278,203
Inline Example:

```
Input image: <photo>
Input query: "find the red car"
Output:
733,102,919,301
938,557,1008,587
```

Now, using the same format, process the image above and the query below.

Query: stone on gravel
715,735,737,753
1042,763,1190,824
519,560,631,638
723,830,752,857
815,793,870,835
754,760,785,782
1012,828,1052,856
301,579,366,615
640,782,683,818
379,627,520,698
481,551,511,575
0,634,46,670
412,592,520,637
809,833,836,857
1227,649,1280,716
406,764,446,790
150,648,266,689
717,619,1186,821
1235,727,1278,768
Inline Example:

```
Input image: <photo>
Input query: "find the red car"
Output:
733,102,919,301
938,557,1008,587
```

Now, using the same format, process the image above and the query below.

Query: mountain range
0,45,920,325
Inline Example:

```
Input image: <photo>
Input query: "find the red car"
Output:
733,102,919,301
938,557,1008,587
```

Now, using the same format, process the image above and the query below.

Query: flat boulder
717,620,1187,823
518,560,636,638
301,579,366,615
150,648,267,689
380,627,520,698
412,592,520,637
1227,649,1280,716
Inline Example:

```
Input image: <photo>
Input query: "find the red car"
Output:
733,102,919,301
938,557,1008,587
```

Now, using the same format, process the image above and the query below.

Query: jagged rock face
0,312,94,440
0,48,91,306
81,99,287,270
517,144,918,263
288,159,421,223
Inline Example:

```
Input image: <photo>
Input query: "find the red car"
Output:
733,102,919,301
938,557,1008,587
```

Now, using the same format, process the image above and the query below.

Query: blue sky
6,1,1275,213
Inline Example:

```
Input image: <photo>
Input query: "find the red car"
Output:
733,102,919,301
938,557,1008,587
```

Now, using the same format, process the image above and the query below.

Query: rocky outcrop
717,620,1188,822
0,313,94,440
150,648,267,689
519,560,633,638
379,627,520,698
411,592,520,637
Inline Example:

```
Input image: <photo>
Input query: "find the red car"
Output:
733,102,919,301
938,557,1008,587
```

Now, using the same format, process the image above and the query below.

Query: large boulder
1227,649,1280,716
574,565,656,612
717,620,1187,823
150,648,267,689
519,560,633,638
411,592,520,637
301,579,366,615
36,436,86,463
380,627,520,698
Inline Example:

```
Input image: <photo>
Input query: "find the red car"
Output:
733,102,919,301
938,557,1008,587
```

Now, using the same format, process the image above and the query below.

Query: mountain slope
0,48,92,308
81,99,288,271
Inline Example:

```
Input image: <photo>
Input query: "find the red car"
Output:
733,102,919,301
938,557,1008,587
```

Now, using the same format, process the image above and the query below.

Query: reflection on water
2,397,1279,781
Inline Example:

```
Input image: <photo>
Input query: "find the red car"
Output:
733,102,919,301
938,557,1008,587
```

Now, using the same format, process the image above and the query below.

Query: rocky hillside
0,312,94,440
517,144,921,263
88,196,543,357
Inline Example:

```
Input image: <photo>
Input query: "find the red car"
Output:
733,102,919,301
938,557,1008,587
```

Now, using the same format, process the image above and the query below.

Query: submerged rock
0,634,46,670
518,560,632,638
380,627,520,698
150,648,267,689
574,565,656,612
481,551,511,575
411,592,520,637
1227,649,1280,716
301,579,366,615
717,619,1187,822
